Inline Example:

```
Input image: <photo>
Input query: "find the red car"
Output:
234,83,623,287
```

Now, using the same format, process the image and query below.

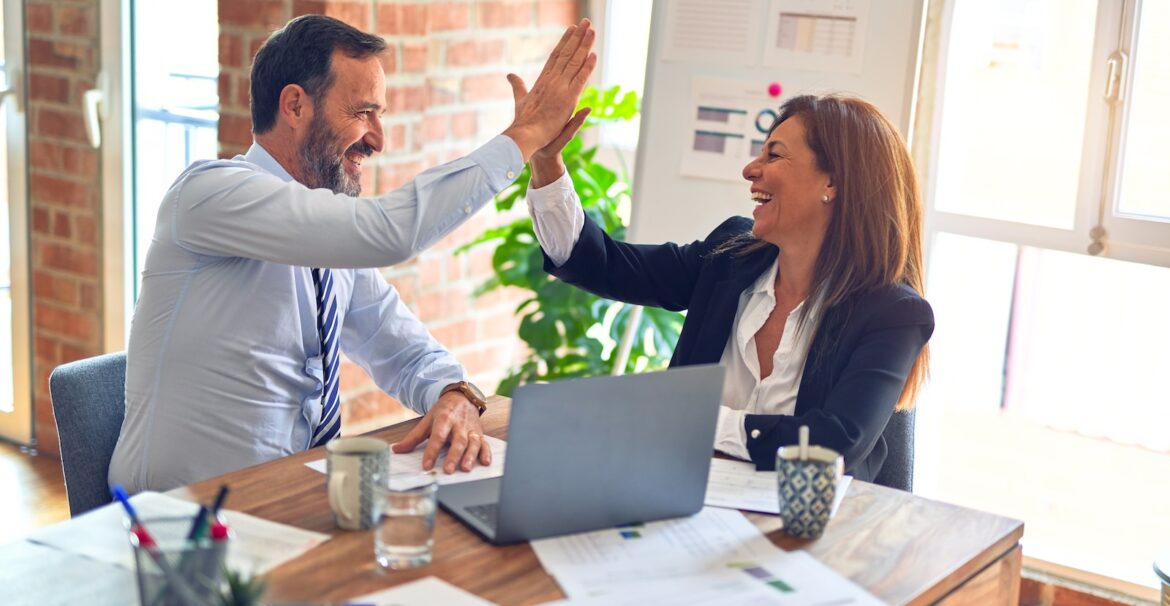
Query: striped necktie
310,268,341,448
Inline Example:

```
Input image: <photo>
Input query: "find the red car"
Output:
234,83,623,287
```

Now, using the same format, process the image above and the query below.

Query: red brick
431,318,477,347
219,113,254,148
35,335,60,361
451,112,476,138
218,0,288,30
385,85,427,113
461,73,513,102
478,1,532,29
377,159,425,190
220,33,243,68
537,0,577,26
79,283,98,309
56,5,95,37
479,310,521,340
33,207,52,234
27,4,53,33
430,3,472,31
31,174,90,208
249,37,267,63
29,73,71,104
292,0,370,28
34,305,97,341
341,389,411,430
383,123,408,153
53,211,72,238
75,215,97,246
33,271,78,306
426,78,459,107
339,359,370,387
33,107,86,140
394,4,428,36
457,346,514,377
418,255,445,288
446,39,506,67
379,49,398,75
237,74,253,110
30,141,63,171
39,242,99,276
27,38,93,71
59,343,93,364
387,274,419,303
402,43,427,73
62,146,98,179
421,113,448,142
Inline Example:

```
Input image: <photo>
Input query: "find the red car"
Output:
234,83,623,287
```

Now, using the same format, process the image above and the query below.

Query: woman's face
742,115,835,248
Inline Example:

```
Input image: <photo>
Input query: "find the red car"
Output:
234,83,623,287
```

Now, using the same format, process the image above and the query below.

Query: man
109,14,595,492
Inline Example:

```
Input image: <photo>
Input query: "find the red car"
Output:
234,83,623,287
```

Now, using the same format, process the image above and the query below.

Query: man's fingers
392,417,431,453
551,19,590,75
540,22,578,79
545,107,590,152
443,432,469,474
457,434,482,472
479,437,492,466
507,73,528,105
564,27,595,75
421,415,453,469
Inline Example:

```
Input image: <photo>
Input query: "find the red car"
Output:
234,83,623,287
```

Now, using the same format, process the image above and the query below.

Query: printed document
347,576,495,606
705,458,852,516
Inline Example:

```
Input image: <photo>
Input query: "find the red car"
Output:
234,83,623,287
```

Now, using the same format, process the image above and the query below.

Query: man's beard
298,113,372,196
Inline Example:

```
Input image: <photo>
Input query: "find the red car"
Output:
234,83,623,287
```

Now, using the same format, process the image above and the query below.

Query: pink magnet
767,82,782,97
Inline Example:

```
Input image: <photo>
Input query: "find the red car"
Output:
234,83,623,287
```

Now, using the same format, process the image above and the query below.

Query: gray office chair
872,409,915,492
48,352,127,516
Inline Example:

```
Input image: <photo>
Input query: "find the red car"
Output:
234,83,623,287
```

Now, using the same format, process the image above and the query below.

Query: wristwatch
441,381,488,416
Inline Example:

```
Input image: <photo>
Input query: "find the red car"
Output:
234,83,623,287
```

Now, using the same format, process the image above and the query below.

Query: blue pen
111,485,205,606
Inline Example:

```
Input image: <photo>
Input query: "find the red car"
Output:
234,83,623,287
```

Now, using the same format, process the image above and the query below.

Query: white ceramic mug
326,437,389,530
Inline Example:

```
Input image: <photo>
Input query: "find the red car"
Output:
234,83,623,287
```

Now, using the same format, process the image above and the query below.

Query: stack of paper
26,491,329,575
346,576,496,606
705,457,852,516
532,507,881,605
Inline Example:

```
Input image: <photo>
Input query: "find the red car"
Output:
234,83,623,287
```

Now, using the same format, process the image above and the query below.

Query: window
915,0,1169,595
0,0,31,444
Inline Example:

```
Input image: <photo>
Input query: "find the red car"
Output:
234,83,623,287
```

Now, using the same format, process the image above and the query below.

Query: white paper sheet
661,0,759,66
26,491,329,575
541,551,883,605
680,77,781,183
532,507,880,604
346,576,495,606
762,0,871,73
305,435,507,486
0,541,137,606
705,458,852,517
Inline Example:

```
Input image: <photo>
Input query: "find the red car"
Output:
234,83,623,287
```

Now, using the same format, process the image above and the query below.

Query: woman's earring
822,195,830,204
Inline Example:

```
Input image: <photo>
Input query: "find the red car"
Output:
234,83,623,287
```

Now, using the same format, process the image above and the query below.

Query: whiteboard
628,0,926,244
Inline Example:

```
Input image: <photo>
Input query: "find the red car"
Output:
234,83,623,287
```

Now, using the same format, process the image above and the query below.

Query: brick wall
26,0,103,455
218,0,579,431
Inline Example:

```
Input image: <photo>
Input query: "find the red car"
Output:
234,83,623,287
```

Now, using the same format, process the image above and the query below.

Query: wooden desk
170,397,1024,605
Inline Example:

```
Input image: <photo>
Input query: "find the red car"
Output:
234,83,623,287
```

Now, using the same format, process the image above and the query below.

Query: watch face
464,381,485,400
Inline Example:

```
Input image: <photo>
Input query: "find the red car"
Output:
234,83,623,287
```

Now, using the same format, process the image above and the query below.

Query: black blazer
544,216,935,482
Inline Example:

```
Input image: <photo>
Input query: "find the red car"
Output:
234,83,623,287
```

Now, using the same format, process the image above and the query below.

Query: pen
111,485,205,606
211,484,230,516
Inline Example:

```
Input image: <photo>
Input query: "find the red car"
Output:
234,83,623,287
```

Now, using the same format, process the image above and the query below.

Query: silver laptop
438,364,725,545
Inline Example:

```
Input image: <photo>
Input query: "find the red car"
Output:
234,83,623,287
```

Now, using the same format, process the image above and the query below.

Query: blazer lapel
686,247,778,365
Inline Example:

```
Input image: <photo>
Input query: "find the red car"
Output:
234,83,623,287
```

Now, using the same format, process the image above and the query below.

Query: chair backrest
873,409,915,492
48,352,127,517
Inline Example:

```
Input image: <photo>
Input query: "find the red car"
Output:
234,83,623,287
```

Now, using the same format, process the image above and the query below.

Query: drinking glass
373,470,437,570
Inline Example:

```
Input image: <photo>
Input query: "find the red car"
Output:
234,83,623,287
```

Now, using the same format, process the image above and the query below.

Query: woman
525,94,933,482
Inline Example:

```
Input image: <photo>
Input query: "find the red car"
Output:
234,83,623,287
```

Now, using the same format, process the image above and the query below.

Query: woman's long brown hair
718,94,929,411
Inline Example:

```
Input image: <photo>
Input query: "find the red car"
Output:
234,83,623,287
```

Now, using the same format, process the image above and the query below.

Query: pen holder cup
775,445,844,540
128,516,229,606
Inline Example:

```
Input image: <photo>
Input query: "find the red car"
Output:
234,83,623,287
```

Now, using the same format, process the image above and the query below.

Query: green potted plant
459,86,684,395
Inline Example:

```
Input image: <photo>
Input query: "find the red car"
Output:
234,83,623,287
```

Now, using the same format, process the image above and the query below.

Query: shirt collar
747,257,780,297
243,142,296,183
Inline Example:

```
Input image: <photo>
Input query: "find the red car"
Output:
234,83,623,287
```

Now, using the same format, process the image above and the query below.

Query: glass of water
374,470,437,570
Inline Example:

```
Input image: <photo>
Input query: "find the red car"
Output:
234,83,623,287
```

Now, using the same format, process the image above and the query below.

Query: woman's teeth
751,191,773,205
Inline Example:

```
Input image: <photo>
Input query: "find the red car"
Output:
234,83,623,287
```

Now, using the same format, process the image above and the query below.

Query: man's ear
278,84,312,129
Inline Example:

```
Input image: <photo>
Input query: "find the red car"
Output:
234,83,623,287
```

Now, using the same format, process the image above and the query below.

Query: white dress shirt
110,136,523,492
528,172,817,461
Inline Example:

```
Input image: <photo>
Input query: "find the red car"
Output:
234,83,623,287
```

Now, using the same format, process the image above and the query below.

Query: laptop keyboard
465,502,499,531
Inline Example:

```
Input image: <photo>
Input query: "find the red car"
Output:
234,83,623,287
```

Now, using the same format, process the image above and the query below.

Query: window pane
933,0,1098,228
0,9,12,413
599,0,652,149
1115,0,1170,220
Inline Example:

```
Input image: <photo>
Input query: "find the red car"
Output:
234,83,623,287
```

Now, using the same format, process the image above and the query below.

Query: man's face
297,52,386,195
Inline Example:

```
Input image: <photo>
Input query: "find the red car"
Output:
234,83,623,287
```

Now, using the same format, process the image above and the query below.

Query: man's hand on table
392,391,491,474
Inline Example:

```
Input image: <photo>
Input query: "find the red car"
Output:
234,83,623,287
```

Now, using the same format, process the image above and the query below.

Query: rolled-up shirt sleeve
715,405,751,460
526,170,584,267
173,135,524,268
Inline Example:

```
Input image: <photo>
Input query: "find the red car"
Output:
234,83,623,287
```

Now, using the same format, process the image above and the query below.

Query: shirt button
464,206,472,214
506,170,516,179
750,429,761,439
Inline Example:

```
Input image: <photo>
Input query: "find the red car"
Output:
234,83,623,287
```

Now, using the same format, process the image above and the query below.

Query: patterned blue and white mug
326,437,390,530
775,444,844,539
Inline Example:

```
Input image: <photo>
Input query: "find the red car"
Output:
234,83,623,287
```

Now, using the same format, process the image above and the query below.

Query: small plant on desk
219,567,268,606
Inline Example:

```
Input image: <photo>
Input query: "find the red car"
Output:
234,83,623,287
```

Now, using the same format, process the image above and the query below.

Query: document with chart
532,507,881,604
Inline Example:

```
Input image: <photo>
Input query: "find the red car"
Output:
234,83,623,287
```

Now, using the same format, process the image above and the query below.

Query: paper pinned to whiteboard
763,0,871,74
661,0,759,66
680,77,780,183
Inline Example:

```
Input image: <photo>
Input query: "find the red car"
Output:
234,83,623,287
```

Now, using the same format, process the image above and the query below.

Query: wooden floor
0,442,69,545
